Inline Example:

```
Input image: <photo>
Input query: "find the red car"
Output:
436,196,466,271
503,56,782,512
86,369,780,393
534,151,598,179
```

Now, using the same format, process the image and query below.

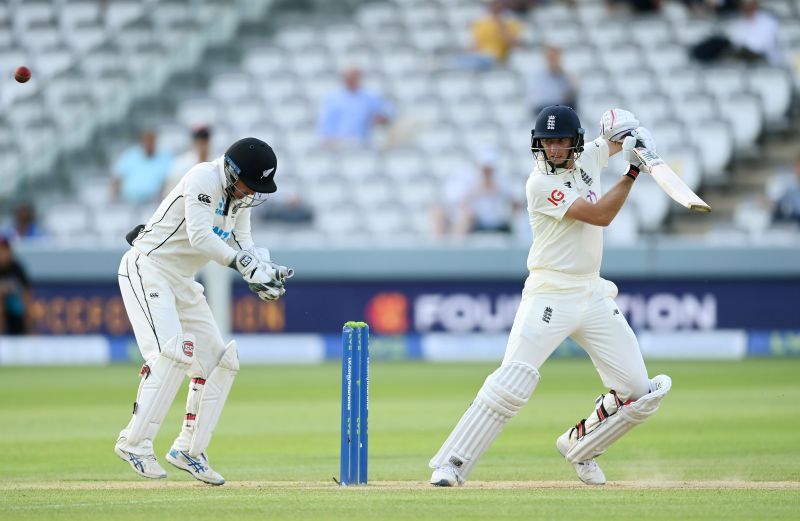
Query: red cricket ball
14,66,31,83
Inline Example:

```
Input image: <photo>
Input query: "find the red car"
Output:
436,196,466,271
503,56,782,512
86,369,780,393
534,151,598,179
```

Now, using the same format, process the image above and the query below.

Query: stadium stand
1,0,798,246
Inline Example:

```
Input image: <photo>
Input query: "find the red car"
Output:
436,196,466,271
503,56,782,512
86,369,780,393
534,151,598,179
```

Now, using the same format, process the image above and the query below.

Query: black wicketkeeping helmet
530,105,585,173
224,137,278,194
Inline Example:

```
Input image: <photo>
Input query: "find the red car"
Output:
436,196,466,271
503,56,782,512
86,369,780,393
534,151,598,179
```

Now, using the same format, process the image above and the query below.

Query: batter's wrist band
625,164,640,180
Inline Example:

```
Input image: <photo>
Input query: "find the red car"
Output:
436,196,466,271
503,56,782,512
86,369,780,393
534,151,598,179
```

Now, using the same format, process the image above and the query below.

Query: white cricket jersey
525,138,610,276
131,156,255,278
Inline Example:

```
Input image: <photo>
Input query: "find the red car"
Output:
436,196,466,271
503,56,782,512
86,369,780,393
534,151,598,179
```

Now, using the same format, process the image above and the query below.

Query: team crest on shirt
580,170,593,186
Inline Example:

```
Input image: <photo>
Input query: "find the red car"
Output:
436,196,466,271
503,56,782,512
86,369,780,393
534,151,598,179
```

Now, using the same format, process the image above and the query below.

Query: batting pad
124,335,195,447
429,362,540,482
189,340,240,456
566,374,672,464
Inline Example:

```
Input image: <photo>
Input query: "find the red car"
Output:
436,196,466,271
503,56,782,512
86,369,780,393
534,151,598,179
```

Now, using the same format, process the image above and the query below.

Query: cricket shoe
430,465,464,487
114,444,167,479
556,432,606,485
166,448,225,485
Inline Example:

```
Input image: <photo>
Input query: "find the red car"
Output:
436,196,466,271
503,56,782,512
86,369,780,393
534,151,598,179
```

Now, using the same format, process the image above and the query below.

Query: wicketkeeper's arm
228,206,255,252
183,173,238,267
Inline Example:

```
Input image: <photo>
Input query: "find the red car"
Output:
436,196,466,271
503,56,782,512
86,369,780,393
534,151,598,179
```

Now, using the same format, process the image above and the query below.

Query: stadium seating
3,0,798,245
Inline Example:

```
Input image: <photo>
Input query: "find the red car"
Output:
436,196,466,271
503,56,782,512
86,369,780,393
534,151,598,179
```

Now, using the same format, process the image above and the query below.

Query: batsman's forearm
595,176,634,226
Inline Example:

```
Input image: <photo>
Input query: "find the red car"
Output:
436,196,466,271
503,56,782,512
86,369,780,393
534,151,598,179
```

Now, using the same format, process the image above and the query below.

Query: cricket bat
634,148,711,213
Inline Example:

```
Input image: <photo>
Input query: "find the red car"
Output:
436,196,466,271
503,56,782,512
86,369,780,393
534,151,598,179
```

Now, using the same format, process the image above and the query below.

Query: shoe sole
430,479,454,487
165,454,225,486
114,446,166,480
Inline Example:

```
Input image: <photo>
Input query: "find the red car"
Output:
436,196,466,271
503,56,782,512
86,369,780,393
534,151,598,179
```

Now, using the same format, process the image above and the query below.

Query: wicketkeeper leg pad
188,340,240,456
170,376,206,452
429,361,540,482
565,374,671,463
120,334,195,451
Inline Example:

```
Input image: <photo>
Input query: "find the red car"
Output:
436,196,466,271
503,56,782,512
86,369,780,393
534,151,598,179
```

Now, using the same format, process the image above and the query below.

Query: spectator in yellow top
472,1,522,61
453,0,523,71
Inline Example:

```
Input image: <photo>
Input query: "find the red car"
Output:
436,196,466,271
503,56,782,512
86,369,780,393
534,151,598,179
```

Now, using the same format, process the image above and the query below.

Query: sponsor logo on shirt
586,190,598,204
216,199,225,216
547,189,565,206
149,291,159,299
212,226,231,240
198,194,211,204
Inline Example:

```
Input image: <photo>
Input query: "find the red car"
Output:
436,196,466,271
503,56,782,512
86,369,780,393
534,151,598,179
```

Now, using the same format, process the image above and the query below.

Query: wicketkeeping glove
229,250,278,286
250,279,285,301
267,261,294,282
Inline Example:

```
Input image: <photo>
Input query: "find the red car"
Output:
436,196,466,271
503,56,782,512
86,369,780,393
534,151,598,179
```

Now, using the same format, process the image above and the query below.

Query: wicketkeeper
114,137,292,485
429,106,671,487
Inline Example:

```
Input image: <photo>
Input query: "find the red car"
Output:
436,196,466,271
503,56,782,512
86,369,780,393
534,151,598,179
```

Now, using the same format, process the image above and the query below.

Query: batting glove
623,136,642,180
600,108,640,143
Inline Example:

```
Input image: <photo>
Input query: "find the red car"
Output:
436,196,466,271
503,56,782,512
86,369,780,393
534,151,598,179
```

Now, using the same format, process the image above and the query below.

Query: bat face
634,148,711,213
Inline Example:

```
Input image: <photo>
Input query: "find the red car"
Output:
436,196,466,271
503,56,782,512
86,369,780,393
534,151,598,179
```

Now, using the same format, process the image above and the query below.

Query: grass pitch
1,358,798,520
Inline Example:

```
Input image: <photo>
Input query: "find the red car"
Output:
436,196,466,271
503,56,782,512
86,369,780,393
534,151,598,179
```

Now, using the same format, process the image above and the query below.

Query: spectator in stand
505,0,536,16
0,237,33,335
728,0,781,64
682,0,741,16
163,125,213,196
771,155,800,227
690,0,780,65
453,0,523,71
459,148,517,234
110,129,173,205
317,67,393,148
3,202,46,241
527,45,578,118
609,0,662,12
432,149,517,237
256,185,314,225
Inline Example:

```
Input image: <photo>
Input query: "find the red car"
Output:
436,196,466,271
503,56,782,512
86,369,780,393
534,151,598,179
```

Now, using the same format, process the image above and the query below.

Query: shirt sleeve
113,149,131,179
182,167,238,267
528,174,581,221
229,207,255,252
581,137,610,173
373,93,394,120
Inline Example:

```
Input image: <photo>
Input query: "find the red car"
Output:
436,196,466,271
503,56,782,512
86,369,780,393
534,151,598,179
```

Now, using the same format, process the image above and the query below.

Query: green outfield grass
1,359,798,520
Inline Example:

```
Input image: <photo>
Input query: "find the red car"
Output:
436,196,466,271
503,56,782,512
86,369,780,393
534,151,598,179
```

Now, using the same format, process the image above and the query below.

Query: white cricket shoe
430,465,463,487
556,432,606,485
114,445,167,479
166,448,225,485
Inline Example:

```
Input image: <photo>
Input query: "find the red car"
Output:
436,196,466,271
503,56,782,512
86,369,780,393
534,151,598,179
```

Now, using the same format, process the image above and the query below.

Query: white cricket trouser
503,269,650,401
117,249,226,381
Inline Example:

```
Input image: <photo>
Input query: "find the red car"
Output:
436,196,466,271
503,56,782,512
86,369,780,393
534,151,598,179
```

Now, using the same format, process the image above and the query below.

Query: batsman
114,137,292,485
430,106,671,486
